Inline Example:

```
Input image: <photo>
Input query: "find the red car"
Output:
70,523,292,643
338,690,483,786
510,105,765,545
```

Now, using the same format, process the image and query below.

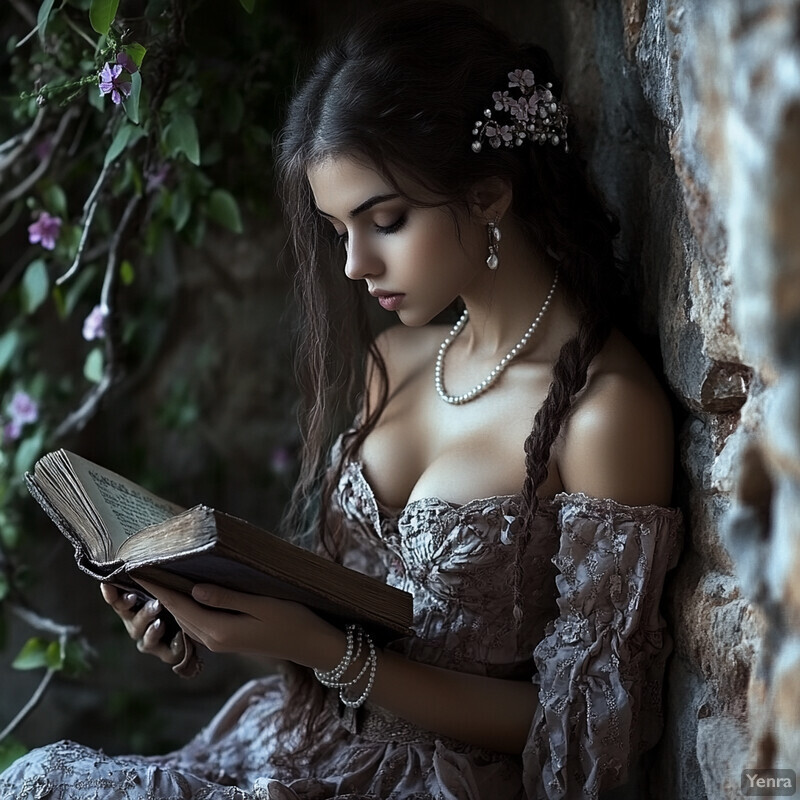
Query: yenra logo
741,769,796,796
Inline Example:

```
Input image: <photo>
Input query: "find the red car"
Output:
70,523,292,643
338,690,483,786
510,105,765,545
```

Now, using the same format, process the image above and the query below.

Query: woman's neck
457,218,563,358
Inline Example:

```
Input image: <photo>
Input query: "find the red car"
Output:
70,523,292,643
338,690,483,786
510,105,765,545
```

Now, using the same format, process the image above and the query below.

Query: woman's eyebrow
317,193,400,220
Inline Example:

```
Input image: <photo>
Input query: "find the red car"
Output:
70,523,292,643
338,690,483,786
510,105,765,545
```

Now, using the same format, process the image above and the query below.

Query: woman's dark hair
276,0,621,619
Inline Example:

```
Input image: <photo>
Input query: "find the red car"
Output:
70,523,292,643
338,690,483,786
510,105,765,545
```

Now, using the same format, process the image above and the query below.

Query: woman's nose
343,236,382,281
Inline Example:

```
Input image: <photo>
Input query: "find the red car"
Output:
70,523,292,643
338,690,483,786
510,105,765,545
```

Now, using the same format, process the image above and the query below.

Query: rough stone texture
549,0,800,797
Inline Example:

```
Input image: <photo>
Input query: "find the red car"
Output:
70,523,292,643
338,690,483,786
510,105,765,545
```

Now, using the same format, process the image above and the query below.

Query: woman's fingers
137,617,163,651
169,631,187,662
99,583,117,605
136,619,185,665
128,598,162,640
100,583,140,616
101,584,183,663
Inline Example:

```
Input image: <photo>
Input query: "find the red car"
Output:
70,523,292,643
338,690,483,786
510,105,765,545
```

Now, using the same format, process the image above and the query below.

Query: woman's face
306,155,487,327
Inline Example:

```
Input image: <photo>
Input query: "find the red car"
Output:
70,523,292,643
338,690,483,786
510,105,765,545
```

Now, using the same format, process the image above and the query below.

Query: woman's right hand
100,583,186,666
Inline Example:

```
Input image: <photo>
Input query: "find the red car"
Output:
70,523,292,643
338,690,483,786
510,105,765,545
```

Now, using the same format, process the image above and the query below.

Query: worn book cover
26,450,413,644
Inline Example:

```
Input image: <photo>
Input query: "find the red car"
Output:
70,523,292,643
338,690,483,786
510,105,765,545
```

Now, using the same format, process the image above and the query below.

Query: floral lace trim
551,490,683,522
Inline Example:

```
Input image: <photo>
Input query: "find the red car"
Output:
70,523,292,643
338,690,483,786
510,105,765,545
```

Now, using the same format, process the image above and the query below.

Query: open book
25,450,413,646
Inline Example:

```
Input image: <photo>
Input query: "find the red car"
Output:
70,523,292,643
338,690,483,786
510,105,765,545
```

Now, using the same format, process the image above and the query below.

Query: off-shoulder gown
0,446,681,800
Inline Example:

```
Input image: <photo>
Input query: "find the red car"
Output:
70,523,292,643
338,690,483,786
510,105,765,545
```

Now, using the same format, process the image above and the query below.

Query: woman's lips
376,294,404,311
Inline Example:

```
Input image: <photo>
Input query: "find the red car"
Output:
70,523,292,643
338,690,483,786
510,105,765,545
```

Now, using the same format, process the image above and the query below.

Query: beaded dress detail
0,437,681,800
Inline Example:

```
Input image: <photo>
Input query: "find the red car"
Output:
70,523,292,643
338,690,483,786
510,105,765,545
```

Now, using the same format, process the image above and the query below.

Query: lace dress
0,454,682,800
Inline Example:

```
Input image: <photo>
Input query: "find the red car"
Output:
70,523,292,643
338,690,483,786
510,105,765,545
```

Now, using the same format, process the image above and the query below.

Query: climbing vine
0,0,298,764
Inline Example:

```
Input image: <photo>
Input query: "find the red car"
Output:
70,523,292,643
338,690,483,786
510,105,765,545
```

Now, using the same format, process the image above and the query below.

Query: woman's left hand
134,580,341,669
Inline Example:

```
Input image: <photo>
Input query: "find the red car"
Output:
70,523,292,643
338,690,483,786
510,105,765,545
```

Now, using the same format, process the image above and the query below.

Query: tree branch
0,604,82,743
0,108,78,216
53,193,140,439
0,108,45,168
101,193,139,310
0,667,58,743
10,604,81,639
8,0,36,28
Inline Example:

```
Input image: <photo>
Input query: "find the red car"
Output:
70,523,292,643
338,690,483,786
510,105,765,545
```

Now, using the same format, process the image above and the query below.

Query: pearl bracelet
314,624,359,684
313,624,377,709
339,635,377,708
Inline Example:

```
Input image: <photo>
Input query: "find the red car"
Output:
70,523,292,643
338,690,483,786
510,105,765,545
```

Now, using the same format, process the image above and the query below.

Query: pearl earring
486,220,500,270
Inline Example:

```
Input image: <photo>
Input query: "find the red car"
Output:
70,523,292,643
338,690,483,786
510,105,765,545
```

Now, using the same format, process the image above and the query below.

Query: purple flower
508,69,535,90
3,390,39,442
34,136,54,161
116,51,138,74
8,390,39,425
146,163,170,193
82,305,108,341
510,97,530,121
269,446,293,475
98,62,132,105
27,211,62,250
3,420,22,443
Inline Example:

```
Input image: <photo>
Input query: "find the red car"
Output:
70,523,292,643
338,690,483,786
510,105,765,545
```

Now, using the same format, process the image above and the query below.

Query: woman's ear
468,176,513,223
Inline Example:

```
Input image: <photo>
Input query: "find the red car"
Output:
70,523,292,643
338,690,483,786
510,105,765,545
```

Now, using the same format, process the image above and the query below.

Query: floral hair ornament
471,69,568,153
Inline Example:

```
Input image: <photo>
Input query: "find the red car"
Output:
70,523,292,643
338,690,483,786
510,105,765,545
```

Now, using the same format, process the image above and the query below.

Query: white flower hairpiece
471,68,568,153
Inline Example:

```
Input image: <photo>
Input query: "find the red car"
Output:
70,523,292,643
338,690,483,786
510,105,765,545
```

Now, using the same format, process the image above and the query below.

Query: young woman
0,2,681,798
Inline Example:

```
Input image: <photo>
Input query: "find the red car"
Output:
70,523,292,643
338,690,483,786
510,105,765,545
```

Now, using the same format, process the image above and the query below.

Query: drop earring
486,220,500,270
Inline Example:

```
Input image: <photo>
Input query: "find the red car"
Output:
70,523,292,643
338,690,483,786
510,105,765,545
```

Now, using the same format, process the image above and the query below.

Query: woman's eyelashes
375,213,407,236
332,213,408,247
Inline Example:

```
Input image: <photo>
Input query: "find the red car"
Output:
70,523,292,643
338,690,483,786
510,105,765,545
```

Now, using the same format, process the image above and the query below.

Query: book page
63,453,184,554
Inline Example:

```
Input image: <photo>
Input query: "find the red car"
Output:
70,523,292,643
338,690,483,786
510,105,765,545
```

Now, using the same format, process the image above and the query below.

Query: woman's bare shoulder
556,330,675,507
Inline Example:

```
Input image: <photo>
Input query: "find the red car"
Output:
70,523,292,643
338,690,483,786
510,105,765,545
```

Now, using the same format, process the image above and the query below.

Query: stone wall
548,1,800,797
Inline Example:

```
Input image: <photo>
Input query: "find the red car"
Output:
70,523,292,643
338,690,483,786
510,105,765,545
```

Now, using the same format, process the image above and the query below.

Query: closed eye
375,214,407,235
333,213,406,246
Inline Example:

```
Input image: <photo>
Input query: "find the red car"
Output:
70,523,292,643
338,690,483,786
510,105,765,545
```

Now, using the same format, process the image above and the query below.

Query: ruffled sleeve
523,493,682,800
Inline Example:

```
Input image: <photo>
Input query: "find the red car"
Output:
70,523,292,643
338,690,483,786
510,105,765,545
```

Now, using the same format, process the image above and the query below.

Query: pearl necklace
434,270,559,405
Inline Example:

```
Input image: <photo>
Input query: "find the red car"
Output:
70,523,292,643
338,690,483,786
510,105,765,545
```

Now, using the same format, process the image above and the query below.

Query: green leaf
0,737,28,773
89,0,120,35
37,0,57,46
0,572,8,601
45,640,65,670
120,259,135,285
0,519,19,549
0,330,21,373
42,184,67,218
104,124,134,167
123,42,147,69
185,215,206,248
123,71,142,125
207,189,243,233
63,639,92,676
21,259,49,314
12,637,50,670
14,429,44,476
88,81,104,111
164,113,200,165
84,347,104,383
171,187,191,232
239,0,255,12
